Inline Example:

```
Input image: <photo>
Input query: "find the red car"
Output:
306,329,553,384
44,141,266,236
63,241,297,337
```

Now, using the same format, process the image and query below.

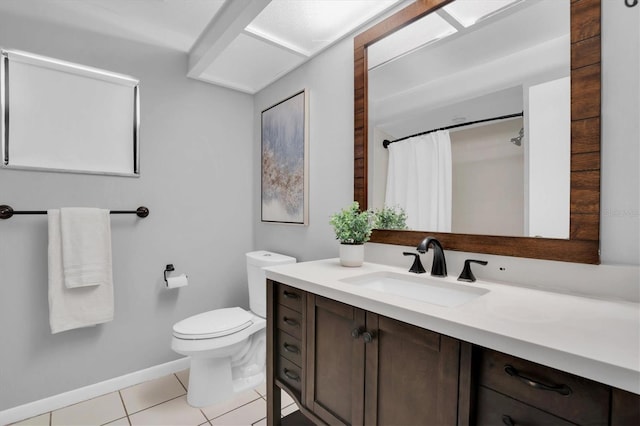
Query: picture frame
261,89,309,225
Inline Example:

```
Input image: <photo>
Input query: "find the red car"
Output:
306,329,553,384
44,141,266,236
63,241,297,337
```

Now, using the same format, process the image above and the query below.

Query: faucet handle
403,252,426,274
458,259,488,282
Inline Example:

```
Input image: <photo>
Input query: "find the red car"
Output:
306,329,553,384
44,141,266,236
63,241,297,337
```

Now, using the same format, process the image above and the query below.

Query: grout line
199,409,208,424
126,394,185,417
99,415,129,426
204,396,264,421
252,416,266,426
115,390,132,426
117,391,129,417
174,372,188,392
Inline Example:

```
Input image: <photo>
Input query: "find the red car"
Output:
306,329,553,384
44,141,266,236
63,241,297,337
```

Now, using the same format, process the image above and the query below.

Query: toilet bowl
171,251,296,407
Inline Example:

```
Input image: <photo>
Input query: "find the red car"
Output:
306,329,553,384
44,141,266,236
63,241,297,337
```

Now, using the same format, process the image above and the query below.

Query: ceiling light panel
246,0,400,56
443,0,522,28
367,12,457,70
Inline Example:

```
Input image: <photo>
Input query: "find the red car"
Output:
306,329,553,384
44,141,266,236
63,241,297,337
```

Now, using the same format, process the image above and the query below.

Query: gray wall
254,40,355,261
0,14,254,410
254,2,639,267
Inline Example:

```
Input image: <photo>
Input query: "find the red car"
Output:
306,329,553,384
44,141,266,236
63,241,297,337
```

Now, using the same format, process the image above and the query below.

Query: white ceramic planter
339,243,364,267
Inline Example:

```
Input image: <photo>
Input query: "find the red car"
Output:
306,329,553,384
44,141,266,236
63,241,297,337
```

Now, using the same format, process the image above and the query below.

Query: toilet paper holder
164,264,175,284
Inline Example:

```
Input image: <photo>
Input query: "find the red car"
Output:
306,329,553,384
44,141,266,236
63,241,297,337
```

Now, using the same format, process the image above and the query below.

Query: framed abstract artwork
261,90,309,225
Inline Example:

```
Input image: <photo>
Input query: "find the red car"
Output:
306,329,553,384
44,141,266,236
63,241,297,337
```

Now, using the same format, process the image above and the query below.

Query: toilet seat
173,307,253,340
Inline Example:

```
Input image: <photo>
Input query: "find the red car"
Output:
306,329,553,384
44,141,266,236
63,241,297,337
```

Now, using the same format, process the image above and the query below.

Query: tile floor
10,370,299,426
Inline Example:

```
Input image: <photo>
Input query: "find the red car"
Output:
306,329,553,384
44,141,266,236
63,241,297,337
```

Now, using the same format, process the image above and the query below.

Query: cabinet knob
351,327,363,339
501,415,515,426
362,331,375,343
283,291,300,299
283,317,299,327
283,368,300,382
283,343,299,354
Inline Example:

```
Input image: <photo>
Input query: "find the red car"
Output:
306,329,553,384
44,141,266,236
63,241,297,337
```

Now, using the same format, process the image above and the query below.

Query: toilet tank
246,251,296,317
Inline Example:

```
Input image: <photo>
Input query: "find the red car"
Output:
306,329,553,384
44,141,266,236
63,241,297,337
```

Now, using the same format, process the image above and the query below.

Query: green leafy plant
330,201,373,244
373,205,408,230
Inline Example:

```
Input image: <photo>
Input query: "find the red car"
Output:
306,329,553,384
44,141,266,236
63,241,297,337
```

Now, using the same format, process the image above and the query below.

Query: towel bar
0,205,149,219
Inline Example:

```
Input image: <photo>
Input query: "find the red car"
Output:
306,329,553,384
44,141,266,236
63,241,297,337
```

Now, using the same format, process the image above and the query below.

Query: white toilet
171,250,296,407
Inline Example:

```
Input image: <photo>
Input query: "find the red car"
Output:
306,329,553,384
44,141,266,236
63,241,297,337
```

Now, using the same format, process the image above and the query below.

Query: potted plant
373,205,408,230
330,201,373,267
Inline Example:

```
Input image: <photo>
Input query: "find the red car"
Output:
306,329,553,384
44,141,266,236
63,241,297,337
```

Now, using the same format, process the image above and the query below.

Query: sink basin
340,271,488,307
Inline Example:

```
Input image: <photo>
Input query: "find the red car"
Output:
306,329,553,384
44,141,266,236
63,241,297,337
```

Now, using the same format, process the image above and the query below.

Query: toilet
171,250,296,407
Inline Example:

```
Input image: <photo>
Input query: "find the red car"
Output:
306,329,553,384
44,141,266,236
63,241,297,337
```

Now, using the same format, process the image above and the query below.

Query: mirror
368,0,570,239
354,0,601,264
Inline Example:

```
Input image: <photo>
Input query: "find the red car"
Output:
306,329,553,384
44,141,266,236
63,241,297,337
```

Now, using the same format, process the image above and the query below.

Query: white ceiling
0,0,403,94
368,0,570,137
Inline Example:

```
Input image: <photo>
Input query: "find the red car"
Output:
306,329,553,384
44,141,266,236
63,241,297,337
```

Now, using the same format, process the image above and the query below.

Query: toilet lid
173,307,253,339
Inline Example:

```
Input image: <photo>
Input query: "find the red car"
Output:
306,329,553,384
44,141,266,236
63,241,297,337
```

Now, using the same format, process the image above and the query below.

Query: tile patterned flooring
10,370,298,426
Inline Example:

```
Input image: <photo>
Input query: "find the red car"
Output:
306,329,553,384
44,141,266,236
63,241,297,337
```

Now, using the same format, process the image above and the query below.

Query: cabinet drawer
276,284,305,313
277,329,303,367
277,305,303,339
476,386,575,426
477,348,609,425
277,356,302,394
612,388,640,426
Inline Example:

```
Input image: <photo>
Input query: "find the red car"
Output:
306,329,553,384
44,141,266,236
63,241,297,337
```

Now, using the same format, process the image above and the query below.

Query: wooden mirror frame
354,0,601,264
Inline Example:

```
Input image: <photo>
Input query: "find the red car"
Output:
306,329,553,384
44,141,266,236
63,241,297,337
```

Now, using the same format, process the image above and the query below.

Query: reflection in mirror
367,0,570,239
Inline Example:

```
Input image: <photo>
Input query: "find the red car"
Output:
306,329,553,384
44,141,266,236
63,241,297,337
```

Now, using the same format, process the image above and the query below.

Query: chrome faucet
416,237,447,277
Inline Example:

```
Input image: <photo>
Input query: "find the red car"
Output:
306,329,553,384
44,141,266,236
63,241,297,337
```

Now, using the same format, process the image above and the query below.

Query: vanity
265,260,640,425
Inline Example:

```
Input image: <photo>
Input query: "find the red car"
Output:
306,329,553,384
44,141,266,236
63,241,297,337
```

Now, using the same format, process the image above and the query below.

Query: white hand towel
48,210,114,334
60,207,112,288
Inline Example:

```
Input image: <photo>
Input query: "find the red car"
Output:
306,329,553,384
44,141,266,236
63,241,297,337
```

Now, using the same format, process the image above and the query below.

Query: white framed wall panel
1,49,140,176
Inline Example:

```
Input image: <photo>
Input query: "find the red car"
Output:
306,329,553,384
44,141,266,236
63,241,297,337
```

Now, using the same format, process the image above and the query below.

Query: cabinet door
364,313,460,426
306,295,366,425
611,388,640,426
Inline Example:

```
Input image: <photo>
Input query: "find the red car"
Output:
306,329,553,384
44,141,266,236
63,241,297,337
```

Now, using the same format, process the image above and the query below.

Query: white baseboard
0,357,190,425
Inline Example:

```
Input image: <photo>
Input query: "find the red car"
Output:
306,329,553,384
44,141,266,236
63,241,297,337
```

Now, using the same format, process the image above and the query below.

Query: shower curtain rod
382,111,524,148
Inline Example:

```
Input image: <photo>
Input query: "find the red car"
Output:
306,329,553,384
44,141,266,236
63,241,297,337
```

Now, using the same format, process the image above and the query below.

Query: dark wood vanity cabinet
306,294,464,425
267,280,466,426
267,280,640,426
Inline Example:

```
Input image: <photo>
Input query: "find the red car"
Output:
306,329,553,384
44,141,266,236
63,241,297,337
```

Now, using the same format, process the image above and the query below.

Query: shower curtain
384,130,452,231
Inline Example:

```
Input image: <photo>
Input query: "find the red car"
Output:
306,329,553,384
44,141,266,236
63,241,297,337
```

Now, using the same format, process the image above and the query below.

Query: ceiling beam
187,0,271,78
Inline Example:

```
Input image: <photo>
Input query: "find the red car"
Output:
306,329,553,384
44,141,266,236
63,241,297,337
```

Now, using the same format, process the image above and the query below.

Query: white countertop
265,259,640,394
